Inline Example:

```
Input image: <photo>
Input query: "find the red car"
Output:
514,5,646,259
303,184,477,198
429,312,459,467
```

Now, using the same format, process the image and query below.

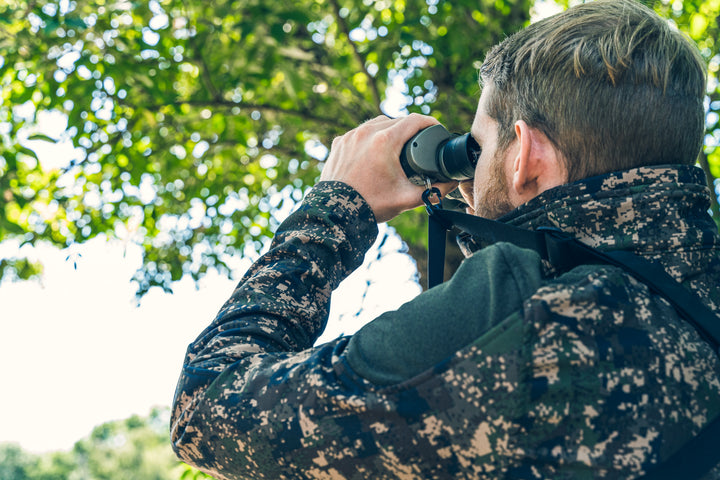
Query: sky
0,237,231,452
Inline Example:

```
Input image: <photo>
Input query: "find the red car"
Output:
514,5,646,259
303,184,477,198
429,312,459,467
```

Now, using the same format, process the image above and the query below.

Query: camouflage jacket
171,165,720,479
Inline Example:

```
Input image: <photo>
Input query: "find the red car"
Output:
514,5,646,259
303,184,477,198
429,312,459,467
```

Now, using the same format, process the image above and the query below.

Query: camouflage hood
458,164,719,263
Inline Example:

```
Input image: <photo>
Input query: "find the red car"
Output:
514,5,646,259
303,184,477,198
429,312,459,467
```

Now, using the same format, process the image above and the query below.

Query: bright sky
0,237,233,452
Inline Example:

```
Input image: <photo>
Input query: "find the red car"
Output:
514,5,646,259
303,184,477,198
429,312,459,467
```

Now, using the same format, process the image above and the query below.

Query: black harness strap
427,212,449,288
426,205,720,351
424,200,720,479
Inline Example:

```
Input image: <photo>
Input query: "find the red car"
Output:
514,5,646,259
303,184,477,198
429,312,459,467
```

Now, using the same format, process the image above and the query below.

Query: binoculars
399,124,481,186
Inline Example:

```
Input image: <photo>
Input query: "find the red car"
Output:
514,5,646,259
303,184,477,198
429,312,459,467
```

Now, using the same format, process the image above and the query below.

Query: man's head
461,0,707,218
480,0,706,183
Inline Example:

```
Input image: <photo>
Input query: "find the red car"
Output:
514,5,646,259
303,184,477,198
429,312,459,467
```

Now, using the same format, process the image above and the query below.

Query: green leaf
17,146,39,161
27,133,58,143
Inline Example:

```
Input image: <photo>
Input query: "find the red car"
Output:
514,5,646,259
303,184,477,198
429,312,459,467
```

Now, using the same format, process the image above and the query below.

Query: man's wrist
304,181,377,222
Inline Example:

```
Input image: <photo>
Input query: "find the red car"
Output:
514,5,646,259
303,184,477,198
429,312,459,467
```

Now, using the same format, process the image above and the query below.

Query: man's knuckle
375,129,392,145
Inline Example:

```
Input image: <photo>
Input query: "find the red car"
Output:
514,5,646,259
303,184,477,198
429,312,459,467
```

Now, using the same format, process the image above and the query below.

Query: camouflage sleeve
170,181,378,473
177,180,378,364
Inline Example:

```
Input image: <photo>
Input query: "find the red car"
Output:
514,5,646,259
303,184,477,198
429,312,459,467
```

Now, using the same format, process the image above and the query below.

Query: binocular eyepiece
399,124,481,186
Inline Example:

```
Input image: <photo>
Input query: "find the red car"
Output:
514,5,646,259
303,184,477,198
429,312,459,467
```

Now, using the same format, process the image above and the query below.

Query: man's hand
320,114,458,223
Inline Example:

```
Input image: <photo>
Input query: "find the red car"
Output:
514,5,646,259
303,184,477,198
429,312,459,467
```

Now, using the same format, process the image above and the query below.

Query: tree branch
277,52,373,125
193,48,222,101
143,98,355,131
328,0,383,110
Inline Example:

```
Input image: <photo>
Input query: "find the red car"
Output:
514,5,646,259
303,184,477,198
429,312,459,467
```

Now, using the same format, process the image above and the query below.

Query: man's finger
433,181,460,198
385,113,441,145
360,115,395,127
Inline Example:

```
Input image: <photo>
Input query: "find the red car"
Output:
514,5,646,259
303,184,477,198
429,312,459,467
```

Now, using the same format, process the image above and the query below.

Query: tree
0,0,530,295
71,408,181,480
1,0,718,296
0,443,37,480
0,408,198,480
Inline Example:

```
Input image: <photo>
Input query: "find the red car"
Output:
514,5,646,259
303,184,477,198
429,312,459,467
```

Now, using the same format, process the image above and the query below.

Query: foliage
0,0,530,295
0,443,36,479
0,408,196,480
179,464,215,480
1,0,718,296
651,0,720,223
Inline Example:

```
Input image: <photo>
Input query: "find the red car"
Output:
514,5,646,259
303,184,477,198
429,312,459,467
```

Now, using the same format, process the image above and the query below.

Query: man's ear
509,120,567,204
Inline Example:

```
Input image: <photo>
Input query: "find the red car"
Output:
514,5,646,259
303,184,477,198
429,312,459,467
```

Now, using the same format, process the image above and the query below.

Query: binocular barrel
399,124,481,186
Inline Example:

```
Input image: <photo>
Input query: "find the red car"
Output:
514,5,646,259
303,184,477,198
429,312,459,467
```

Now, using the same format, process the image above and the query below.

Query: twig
142,98,355,131
327,0,383,110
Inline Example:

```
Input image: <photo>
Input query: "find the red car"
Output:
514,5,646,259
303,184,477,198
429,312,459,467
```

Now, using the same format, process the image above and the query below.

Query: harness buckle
422,186,443,215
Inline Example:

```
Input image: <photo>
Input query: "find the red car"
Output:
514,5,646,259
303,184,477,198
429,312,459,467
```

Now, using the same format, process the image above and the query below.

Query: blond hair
481,0,706,181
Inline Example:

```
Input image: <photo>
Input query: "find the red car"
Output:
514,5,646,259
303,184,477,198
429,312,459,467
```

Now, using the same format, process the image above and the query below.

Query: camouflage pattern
171,166,720,479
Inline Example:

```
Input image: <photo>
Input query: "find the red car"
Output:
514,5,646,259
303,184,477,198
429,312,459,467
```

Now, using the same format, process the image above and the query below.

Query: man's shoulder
444,254,720,476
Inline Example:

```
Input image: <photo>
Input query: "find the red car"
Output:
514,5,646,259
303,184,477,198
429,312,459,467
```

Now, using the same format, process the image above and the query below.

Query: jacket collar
459,165,718,256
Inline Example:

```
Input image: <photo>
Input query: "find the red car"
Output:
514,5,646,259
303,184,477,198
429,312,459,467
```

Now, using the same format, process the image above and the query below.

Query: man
171,0,720,478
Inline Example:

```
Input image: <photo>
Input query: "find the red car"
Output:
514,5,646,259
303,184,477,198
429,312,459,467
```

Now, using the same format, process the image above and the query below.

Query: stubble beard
474,149,514,220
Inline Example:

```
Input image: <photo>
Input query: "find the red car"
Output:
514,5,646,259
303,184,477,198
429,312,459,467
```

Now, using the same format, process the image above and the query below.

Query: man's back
171,165,720,479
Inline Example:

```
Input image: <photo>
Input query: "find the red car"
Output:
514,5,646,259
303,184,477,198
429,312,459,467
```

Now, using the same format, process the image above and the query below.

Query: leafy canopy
1,0,718,296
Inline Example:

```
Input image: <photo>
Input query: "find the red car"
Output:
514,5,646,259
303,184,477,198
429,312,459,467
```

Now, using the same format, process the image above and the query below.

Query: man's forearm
183,182,377,369
170,181,377,473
